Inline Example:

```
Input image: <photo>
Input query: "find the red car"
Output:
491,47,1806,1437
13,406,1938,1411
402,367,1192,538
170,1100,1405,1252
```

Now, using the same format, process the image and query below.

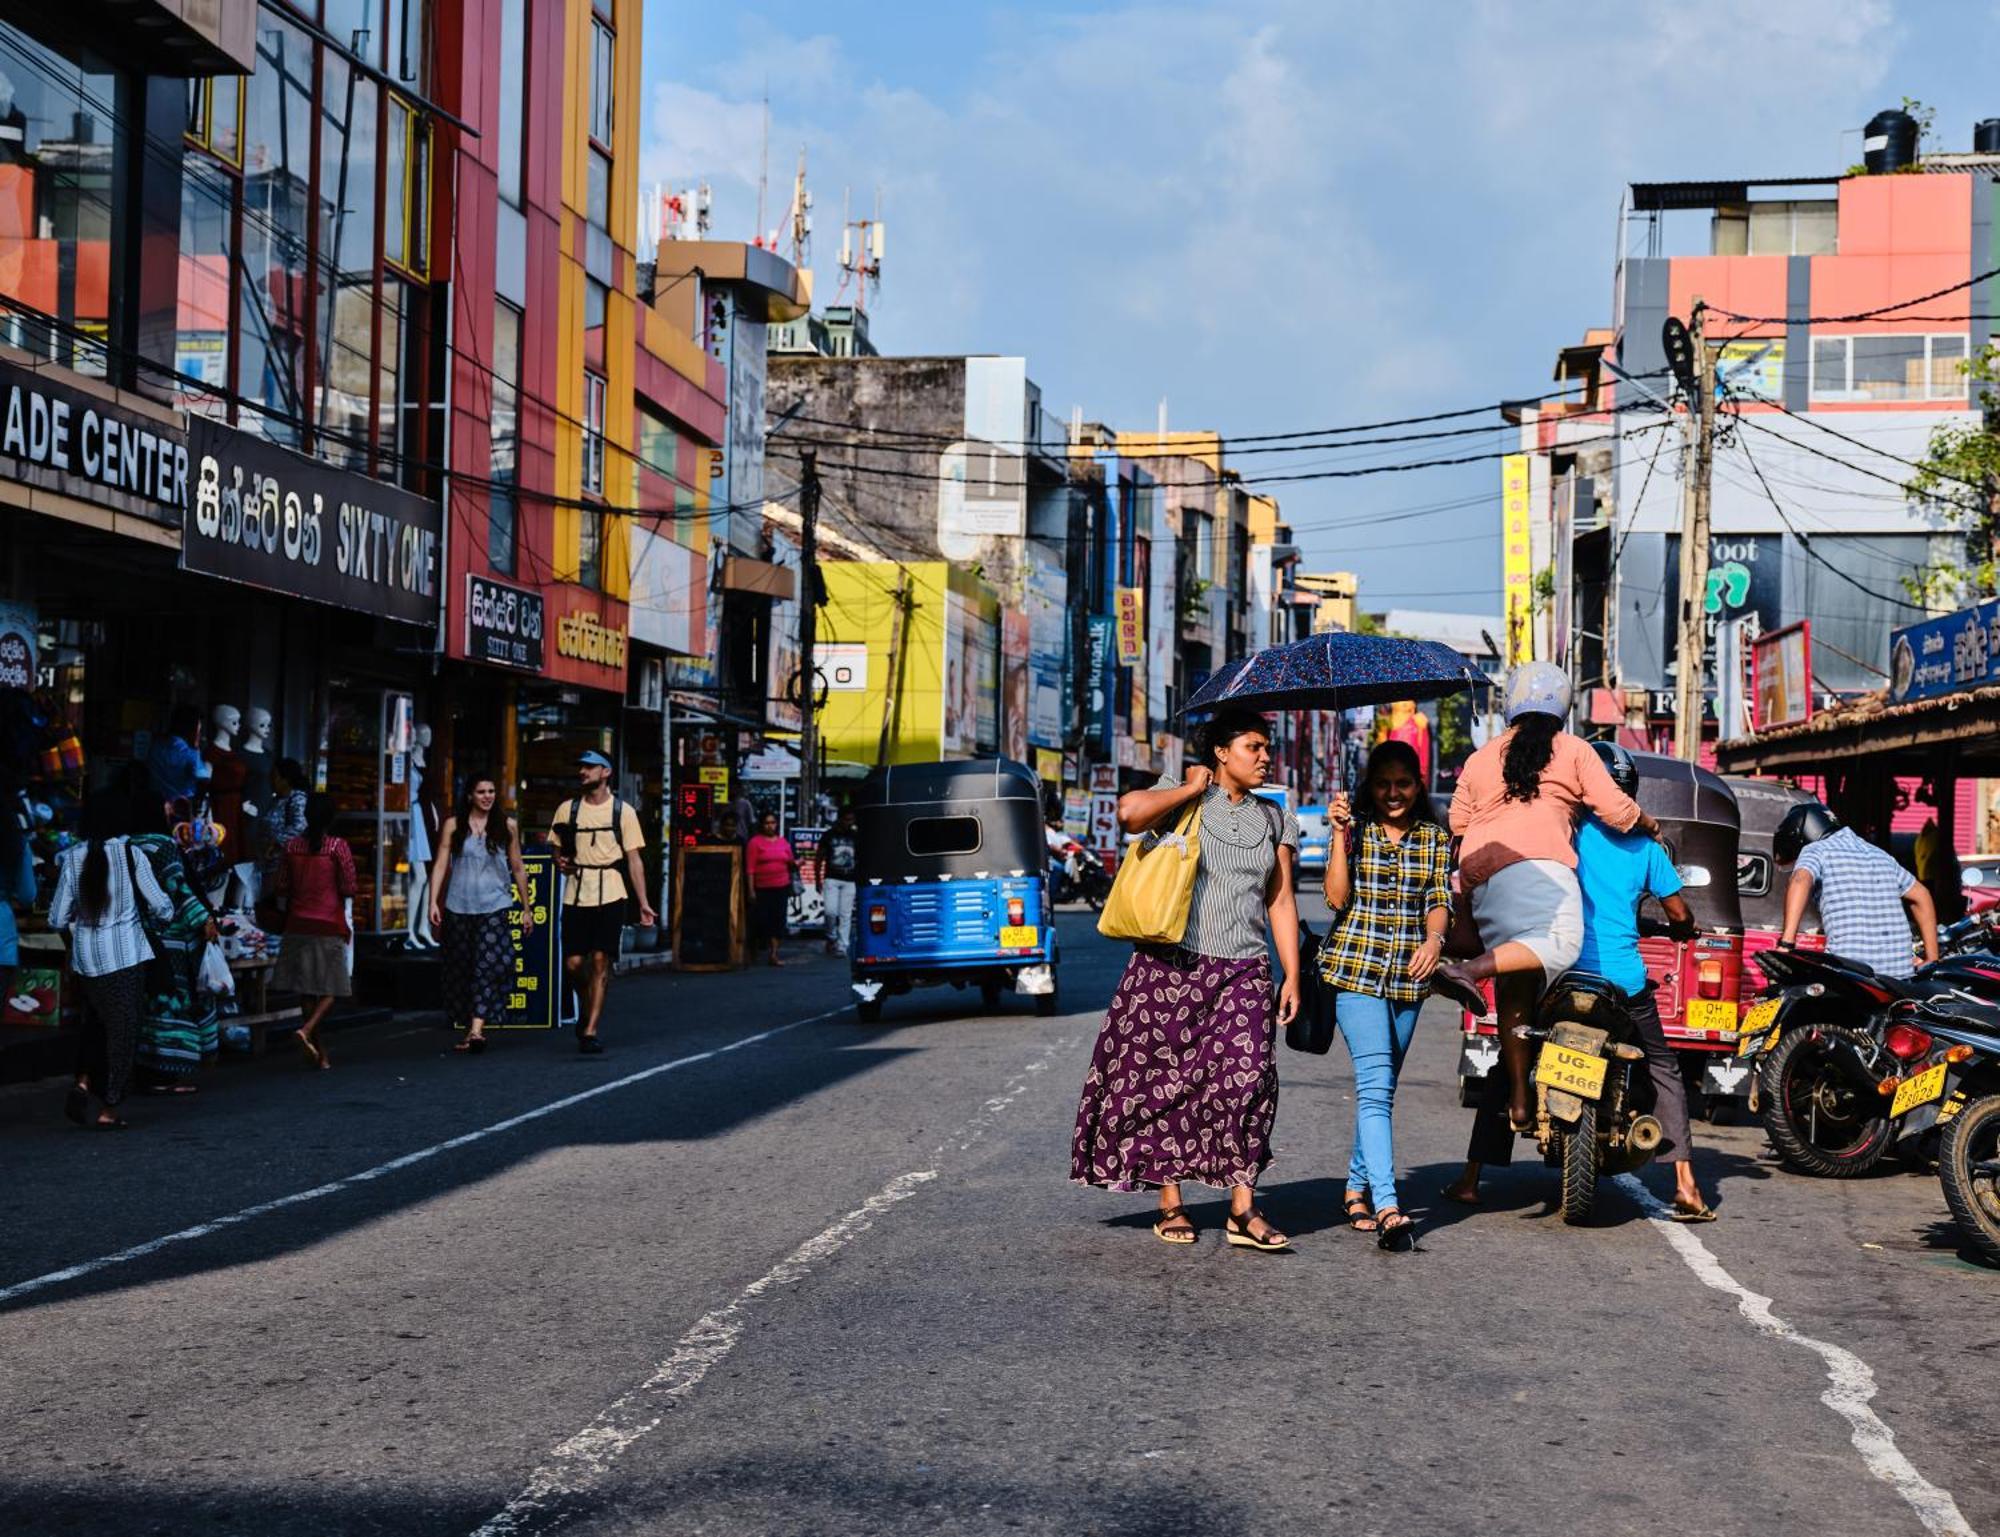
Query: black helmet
1591,741,1640,798
1773,801,1842,865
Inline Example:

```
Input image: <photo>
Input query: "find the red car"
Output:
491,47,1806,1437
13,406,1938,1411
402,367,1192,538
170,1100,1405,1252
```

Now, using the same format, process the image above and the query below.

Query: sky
639,0,2000,619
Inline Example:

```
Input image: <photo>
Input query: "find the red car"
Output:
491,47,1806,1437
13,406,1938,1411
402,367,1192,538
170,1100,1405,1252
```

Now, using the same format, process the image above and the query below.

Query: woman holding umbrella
1070,707,1302,1251
1435,663,1659,1133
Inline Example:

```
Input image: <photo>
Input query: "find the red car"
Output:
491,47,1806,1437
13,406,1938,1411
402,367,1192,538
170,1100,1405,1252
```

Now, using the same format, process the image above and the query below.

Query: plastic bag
198,942,235,998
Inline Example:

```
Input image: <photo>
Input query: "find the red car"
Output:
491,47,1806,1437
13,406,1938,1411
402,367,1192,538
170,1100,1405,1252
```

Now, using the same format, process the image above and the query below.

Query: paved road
0,903,1994,1536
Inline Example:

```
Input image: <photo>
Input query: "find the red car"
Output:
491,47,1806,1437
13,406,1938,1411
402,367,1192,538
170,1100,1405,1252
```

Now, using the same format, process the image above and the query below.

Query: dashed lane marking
472,1039,1073,1536
1617,1174,1977,1537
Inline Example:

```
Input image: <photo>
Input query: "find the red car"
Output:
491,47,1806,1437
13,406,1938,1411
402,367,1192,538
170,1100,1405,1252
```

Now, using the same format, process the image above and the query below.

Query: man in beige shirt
551,750,654,1054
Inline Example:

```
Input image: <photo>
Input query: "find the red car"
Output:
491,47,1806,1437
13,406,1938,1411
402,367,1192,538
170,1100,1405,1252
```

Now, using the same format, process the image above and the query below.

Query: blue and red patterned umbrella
1181,632,1485,717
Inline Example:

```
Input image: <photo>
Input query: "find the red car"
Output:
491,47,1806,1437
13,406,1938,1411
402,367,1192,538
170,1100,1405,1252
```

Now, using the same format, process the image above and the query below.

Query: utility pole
876,570,913,768
798,448,822,816
1672,299,1715,763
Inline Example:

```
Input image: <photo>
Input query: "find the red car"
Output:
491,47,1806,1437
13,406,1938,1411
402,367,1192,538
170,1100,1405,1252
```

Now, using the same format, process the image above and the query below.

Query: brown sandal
1151,1206,1197,1245
1224,1209,1291,1252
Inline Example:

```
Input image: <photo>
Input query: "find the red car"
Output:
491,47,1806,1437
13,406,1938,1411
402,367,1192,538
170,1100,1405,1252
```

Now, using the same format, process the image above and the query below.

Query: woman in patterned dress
1070,708,1302,1251
128,784,221,1093
428,775,534,1053
1319,740,1464,1251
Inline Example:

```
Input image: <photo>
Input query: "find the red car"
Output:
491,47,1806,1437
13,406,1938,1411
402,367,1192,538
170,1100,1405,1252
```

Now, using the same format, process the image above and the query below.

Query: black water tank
1865,108,1918,173
1977,118,2000,154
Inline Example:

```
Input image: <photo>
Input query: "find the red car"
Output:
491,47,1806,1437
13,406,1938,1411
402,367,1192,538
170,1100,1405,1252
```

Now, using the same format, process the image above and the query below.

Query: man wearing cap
551,751,654,1054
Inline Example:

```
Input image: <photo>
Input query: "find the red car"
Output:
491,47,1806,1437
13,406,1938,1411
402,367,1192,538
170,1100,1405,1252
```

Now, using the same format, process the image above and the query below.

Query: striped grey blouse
1149,774,1301,960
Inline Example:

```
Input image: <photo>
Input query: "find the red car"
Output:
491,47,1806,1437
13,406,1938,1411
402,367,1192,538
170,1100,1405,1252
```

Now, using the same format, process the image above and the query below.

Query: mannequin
405,723,440,948
203,703,249,873
236,706,274,906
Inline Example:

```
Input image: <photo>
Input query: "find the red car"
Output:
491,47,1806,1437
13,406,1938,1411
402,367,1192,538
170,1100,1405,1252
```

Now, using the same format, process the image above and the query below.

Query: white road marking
1616,1174,1977,1537
0,1010,849,1309
474,1039,1073,1536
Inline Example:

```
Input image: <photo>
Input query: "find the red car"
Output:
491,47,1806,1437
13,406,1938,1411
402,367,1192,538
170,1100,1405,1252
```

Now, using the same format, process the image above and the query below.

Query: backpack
558,794,634,917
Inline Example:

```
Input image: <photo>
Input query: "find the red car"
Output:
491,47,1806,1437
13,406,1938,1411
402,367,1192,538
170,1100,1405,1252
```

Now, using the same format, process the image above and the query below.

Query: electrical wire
1702,267,2000,327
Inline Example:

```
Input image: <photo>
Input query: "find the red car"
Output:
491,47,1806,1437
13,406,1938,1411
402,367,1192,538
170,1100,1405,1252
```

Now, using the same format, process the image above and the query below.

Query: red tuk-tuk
1457,754,1771,1110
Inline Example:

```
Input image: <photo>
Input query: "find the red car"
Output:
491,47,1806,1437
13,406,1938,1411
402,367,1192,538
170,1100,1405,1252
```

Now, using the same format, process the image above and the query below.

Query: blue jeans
1336,991,1421,1212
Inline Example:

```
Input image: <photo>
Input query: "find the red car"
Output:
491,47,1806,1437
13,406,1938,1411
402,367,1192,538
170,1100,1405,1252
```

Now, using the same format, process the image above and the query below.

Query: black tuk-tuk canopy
851,758,1046,882
1630,751,1743,932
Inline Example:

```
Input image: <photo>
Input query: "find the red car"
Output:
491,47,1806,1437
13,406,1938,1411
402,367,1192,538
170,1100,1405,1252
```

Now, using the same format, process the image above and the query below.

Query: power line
1702,267,2000,327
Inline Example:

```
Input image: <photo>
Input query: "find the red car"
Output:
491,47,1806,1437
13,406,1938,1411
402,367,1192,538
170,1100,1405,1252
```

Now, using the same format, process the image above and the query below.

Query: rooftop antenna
837,186,885,312
754,86,770,246
785,145,812,267
1157,397,1168,440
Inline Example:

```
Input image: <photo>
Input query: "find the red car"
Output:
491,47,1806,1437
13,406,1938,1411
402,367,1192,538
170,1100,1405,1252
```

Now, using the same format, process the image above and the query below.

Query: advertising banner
1026,548,1068,748
1114,586,1145,665
1002,607,1030,763
502,852,569,1029
1889,600,2000,705
1086,615,1114,751
1501,453,1533,665
0,356,186,527
183,418,441,626
465,575,545,672
1750,620,1812,731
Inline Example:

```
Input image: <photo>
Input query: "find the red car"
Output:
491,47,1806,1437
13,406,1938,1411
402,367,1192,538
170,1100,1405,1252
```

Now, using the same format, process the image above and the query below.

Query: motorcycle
1741,941,2000,1178
1049,839,1113,911
1522,971,1666,1226
1889,994,2000,1265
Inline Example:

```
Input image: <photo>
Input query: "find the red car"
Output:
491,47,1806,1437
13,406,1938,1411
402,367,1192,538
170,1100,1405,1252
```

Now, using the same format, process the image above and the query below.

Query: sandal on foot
1431,970,1489,1016
1151,1206,1196,1246
63,1086,89,1127
1224,1209,1291,1252
454,1032,488,1054
1376,1208,1416,1253
1672,1200,1717,1223
295,1030,325,1070
1344,1196,1378,1232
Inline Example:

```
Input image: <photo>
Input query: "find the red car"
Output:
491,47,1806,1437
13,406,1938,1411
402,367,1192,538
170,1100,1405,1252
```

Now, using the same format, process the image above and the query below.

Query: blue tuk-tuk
848,758,1060,1023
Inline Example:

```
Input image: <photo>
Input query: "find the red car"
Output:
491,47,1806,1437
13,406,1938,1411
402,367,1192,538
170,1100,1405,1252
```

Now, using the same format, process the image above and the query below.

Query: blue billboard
1888,598,2000,705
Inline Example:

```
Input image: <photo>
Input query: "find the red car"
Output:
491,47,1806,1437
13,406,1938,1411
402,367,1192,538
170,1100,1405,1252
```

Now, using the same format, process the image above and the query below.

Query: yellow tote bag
1096,798,1202,944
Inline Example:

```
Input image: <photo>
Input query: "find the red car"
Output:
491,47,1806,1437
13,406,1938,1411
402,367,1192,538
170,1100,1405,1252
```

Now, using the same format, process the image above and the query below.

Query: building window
497,0,526,204
236,12,314,445
387,0,428,94
582,369,607,495
490,301,521,574
1188,510,1214,581
0,22,122,375
578,508,603,589
177,154,235,417
186,74,243,167
587,147,611,233
589,19,615,146
384,95,430,278
1810,334,1967,403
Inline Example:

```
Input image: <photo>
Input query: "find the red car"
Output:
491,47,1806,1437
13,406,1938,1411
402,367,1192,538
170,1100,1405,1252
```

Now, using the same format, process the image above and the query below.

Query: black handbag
1285,921,1336,1054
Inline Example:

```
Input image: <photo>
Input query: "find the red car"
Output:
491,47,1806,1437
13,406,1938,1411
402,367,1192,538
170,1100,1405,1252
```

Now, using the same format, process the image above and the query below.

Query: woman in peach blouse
1436,663,1661,1131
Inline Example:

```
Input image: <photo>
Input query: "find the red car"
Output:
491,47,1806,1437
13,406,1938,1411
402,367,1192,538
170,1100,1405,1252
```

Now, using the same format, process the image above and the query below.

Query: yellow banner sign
1114,586,1144,666
556,610,628,669
1501,453,1534,665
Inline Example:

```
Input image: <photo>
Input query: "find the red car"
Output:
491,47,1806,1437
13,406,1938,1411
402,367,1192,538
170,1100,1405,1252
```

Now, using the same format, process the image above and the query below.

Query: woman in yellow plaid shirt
1320,739,1465,1250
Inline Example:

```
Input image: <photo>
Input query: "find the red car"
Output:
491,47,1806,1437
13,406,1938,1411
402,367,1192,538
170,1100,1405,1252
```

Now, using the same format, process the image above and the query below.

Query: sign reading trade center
181,418,441,627
0,355,187,525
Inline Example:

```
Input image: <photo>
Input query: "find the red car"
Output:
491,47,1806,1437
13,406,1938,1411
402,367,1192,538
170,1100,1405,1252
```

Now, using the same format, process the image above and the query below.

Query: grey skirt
272,935,353,998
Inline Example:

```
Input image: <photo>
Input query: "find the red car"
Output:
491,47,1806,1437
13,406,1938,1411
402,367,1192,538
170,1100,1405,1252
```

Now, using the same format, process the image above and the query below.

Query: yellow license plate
1890,1062,1947,1120
998,925,1039,948
1686,999,1738,1033
1736,999,1782,1056
1537,1042,1607,1101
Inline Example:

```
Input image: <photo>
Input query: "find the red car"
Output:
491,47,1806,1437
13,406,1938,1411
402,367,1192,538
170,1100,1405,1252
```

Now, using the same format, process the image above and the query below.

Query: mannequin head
243,707,272,752
412,722,431,768
210,703,241,748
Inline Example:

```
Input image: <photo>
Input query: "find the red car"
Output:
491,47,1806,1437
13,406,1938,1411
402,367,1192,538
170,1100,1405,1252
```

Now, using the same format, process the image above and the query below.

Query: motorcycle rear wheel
1762,1024,1892,1178
1560,1100,1600,1225
1938,1094,2000,1267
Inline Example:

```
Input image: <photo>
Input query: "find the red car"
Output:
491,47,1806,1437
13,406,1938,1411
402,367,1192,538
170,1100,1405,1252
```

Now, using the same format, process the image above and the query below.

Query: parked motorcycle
1891,995,2000,1265
1743,944,2000,1178
1049,841,1113,911
1522,972,1665,1225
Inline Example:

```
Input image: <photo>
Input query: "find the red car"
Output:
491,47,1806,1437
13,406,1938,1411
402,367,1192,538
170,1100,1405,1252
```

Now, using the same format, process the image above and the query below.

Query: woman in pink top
745,812,799,967
1437,663,1660,1130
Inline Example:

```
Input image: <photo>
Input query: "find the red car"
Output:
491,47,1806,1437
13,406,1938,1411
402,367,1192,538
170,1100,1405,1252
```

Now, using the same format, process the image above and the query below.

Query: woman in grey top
1070,708,1303,1251
429,776,534,1053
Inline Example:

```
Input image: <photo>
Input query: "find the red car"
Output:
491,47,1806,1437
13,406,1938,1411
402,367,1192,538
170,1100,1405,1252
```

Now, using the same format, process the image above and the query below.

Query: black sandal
1376,1209,1416,1253
1224,1209,1292,1252
1344,1195,1377,1232
1151,1206,1197,1246
63,1086,89,1127
454,1032,488,1054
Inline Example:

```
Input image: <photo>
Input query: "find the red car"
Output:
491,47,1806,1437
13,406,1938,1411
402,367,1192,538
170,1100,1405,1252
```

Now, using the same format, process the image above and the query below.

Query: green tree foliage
1906,343,2000,602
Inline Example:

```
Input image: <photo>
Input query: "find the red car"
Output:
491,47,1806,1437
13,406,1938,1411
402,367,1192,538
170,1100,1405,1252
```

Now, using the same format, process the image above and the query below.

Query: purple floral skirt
1070,946,1278,1192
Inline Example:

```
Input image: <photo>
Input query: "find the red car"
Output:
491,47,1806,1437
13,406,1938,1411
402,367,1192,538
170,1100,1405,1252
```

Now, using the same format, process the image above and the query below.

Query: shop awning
1716,683,2000,776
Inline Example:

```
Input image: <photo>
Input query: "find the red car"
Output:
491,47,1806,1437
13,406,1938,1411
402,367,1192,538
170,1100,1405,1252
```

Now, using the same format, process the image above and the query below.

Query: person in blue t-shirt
1446,744,1716,1221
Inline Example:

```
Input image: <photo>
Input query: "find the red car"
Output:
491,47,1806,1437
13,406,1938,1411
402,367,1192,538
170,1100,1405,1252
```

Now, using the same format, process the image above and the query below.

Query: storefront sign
1501,454,1533,665
555,610,628,669
1114,586,1145,665
1890,598,2000,705
465,574,545,672
501,852,567,1029
0,602,37,690
0,357,187,525
1753,621,1813,729
182,419,440,626
1086,615,1114,751
817,642,869,690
